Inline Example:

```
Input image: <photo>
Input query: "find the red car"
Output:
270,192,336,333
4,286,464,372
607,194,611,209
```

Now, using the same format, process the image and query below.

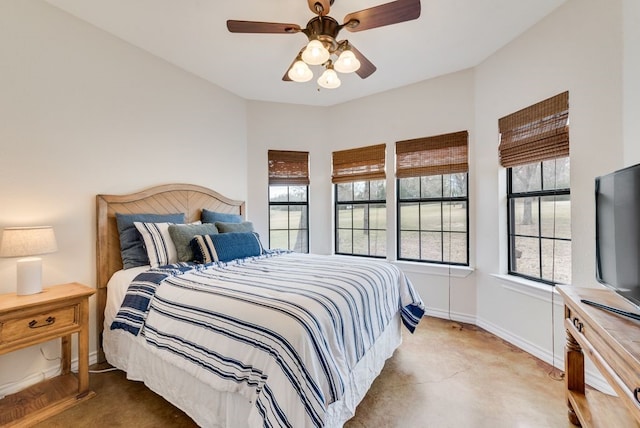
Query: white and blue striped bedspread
111,252,424,427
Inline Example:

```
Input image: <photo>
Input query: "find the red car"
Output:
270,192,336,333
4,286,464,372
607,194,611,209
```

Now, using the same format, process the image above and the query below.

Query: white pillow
134,221,178,268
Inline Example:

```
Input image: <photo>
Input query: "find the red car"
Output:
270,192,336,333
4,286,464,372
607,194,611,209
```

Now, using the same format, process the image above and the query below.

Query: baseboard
425,308,476,325
475,316,615,395
0,350,100,399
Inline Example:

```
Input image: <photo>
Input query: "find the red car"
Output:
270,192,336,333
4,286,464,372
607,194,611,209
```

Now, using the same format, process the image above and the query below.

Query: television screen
595,163,640,308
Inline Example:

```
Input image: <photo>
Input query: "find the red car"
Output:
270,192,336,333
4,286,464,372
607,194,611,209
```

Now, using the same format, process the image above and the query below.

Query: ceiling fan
227,0,421,89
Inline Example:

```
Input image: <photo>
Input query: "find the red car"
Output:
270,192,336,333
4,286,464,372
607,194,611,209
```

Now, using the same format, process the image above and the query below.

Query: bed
96,183,425,428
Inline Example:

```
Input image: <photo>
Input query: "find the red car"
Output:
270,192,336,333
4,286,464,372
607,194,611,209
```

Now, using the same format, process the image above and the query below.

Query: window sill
392,260,474,278
329,255,475,279
491,273,564,305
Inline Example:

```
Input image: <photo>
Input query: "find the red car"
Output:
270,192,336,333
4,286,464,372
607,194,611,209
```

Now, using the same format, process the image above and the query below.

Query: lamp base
16,257,43,295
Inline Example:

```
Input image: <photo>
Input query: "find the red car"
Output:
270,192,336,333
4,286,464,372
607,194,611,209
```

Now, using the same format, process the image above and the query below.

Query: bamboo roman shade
395,131,469,178
498,91,569,168
268,150,309,185
331,144,386,184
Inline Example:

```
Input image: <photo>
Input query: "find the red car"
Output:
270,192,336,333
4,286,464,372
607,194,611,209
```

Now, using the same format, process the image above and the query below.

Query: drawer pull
572,317,583,333
28,316,56,329
635,387,640,404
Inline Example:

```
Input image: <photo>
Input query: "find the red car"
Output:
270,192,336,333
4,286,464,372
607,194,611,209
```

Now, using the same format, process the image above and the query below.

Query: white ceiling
44,0,567,107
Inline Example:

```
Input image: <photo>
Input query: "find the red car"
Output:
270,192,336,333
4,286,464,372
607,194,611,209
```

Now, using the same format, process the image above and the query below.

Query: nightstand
0,282,96,426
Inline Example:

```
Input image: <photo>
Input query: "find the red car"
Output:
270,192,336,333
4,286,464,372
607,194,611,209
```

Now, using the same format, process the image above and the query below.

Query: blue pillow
201,208,242,224
215,221,254,233
191,232,263,263
116,213,185,269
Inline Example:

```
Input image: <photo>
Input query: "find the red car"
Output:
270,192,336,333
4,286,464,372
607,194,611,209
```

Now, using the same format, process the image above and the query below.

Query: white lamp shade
302,40,330,65
318,68,341,89
288,60,313,82
0,226,58,257
1,226,58,295
334,50,361,74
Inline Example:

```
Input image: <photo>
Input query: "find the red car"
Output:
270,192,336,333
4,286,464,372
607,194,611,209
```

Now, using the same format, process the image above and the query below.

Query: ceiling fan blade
283,48,308,82
227,20,301,34
307,0,332,16
282,56,297,81
350,45,377,79
343,0,421,32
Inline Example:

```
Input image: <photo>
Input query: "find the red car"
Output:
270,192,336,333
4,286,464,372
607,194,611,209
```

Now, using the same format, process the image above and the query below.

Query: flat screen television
595,162,640,310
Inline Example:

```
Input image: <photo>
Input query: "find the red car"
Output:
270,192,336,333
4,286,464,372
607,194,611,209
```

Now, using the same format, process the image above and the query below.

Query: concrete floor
35,317,576,427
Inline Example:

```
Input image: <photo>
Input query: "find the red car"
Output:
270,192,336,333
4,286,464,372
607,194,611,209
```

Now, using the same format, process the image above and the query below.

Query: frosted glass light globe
287,60,313,82
318,68,341,89
302,40,330,65
334,50,361,73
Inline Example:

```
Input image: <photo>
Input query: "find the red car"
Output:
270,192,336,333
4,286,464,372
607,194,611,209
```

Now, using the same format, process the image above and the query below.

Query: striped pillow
134,221,179,268
116,213,185,269
191,232,263,263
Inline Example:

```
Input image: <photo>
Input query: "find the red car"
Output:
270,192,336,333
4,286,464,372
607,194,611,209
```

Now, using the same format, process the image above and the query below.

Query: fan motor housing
305,16,341,49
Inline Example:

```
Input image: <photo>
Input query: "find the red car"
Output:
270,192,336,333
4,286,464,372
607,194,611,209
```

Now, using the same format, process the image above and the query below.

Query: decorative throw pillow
168,223,219,262
201,208,242,224
214,221,254,233
190,232,263,263
134,221,179,268
116,213,185,269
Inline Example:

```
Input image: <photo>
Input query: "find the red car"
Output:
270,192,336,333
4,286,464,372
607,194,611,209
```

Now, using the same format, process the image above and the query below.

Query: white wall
0,0,247,394
248,0,628,378
624,0,640,165
329,71,478,321
246,101,330,255
474,0,623,370
248,69,478,322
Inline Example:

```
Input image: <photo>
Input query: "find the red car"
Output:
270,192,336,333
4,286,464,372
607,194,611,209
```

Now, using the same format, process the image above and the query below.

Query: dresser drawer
0,304,79,346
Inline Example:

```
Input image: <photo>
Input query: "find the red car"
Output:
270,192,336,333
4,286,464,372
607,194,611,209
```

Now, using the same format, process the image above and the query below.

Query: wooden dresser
557,285,640,427
0,283,96,426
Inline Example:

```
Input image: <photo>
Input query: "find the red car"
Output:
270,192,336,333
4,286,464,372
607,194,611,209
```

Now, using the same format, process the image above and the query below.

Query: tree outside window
507,158,571,284
499,91,570,285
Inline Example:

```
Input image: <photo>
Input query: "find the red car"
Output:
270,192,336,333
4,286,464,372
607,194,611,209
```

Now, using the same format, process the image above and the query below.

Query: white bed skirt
104,313,402,428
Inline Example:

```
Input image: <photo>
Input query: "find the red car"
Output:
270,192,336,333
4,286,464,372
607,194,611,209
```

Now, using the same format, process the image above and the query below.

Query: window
507,158,570,284
500,91,571,285
396,131,469,265
336,180,386,257
268,150,309,253
332,144,386,258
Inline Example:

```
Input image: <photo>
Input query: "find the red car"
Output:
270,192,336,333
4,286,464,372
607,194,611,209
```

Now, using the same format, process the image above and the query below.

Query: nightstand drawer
0,304,78,345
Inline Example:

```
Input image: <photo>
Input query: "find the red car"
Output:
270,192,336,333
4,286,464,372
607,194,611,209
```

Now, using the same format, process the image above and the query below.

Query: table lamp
0,226,58,295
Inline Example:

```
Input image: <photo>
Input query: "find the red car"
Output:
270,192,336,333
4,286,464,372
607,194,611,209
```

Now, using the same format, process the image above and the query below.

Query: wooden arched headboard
95,183,245,360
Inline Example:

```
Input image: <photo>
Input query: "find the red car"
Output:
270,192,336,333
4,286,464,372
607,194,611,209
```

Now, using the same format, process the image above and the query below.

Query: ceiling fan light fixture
288,60,313,82
302,39,330,65
229,0,422,88
334,49,361,73
318,66,341,89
